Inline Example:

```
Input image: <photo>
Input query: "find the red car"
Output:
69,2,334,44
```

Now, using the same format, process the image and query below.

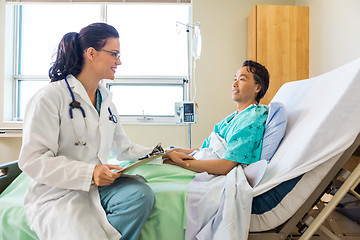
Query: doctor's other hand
93,164,122,186
163,151,195,167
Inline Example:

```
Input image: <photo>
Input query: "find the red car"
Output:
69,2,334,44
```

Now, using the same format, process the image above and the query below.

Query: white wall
126,0,295,150
296,0,360,77
2,0,359,164
125,0,360,149
190,0,295,149
0,0,295,164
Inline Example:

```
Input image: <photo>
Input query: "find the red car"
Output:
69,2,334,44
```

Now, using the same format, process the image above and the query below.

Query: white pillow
243,159,267,187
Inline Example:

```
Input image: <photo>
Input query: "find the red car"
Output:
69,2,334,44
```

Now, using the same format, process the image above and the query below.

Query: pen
138,155,150,160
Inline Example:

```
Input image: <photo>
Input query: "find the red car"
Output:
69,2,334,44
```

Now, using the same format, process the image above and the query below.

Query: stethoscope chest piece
108,107,118,123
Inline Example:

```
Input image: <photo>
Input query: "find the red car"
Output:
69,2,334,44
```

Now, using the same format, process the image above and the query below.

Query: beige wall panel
0,138,23,164
296,0,360,77
0,0,297,163
247,5,257,61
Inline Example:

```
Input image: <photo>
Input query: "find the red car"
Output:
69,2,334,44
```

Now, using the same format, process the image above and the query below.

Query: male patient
164,60,269,175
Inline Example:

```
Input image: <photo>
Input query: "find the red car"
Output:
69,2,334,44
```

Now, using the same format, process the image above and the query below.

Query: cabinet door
248,5,309,104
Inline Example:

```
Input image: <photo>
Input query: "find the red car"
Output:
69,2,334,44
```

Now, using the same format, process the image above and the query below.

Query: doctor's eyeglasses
96,49,121,59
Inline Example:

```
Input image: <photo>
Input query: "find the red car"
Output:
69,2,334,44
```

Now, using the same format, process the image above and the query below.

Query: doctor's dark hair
49,23,119,82
242,60,269,103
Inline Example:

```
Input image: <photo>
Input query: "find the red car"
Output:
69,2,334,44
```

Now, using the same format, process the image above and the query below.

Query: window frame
6,2,192,125
104,76,187,125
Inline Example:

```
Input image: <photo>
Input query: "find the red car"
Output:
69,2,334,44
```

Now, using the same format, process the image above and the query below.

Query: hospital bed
1,58,360,239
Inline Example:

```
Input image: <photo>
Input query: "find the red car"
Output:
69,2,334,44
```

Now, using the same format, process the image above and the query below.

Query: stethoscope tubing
64,76,117,146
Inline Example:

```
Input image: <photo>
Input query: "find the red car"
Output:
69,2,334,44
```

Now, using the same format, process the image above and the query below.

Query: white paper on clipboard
118,153,165,173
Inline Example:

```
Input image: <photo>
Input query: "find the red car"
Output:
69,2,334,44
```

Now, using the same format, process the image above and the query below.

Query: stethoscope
64,76,118,146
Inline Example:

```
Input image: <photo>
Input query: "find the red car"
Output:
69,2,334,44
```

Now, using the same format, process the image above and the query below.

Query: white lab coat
18,75,152,240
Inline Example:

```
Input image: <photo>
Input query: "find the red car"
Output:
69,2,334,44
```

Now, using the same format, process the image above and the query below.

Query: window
110,82,184,118
5,3,191,124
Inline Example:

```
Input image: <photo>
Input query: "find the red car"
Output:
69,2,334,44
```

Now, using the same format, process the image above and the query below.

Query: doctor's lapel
67,75,98,113
98,90,116,163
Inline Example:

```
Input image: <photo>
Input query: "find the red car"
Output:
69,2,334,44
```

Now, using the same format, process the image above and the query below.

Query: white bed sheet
254,58,360,196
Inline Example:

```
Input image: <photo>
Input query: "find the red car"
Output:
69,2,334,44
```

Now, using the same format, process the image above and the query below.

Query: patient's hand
169,148,198,155
163,151,195,167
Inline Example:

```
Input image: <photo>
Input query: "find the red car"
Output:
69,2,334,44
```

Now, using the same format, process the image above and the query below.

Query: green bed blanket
0,162,196,240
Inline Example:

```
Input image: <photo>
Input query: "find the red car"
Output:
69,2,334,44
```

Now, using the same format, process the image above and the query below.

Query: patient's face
232,67,260,104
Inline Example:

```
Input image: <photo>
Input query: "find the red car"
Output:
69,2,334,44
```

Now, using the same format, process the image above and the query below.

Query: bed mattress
250,153,340,231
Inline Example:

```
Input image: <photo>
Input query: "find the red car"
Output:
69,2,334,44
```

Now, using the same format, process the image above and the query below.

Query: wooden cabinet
247,5,309,104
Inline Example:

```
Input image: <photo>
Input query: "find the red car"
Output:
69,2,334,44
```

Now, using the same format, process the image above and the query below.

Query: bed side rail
0,160,22,194
276,131,360,238
248,132,360,240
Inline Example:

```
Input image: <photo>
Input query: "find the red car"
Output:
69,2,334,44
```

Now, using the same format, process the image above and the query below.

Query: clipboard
118,153,165,173
114,143,165,174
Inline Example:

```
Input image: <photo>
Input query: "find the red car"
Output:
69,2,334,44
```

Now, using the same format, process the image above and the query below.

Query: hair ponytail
49,32,83,82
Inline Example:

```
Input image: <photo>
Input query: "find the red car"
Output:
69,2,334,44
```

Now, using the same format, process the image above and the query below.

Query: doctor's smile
95,48,121,75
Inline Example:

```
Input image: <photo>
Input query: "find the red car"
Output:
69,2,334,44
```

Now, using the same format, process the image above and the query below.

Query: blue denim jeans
99,177,155,240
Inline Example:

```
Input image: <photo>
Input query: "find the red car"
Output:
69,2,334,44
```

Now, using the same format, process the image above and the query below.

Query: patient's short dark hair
242,60,270,103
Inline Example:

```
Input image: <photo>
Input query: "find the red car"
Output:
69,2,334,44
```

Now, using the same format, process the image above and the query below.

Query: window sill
120,117,185,126
0,129,22,138
0,121,23,138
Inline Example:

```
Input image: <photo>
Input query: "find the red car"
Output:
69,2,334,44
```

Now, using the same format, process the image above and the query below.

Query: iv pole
176,22,199,149
186,24,192,149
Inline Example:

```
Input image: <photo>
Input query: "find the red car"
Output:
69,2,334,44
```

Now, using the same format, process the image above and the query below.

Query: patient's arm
164,158,238,175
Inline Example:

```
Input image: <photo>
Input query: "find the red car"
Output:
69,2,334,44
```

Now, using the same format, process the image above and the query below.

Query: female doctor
18,22,190,240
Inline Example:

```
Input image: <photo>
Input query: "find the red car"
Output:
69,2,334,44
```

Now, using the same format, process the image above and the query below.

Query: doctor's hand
163,151,195,168
93,164,122,186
